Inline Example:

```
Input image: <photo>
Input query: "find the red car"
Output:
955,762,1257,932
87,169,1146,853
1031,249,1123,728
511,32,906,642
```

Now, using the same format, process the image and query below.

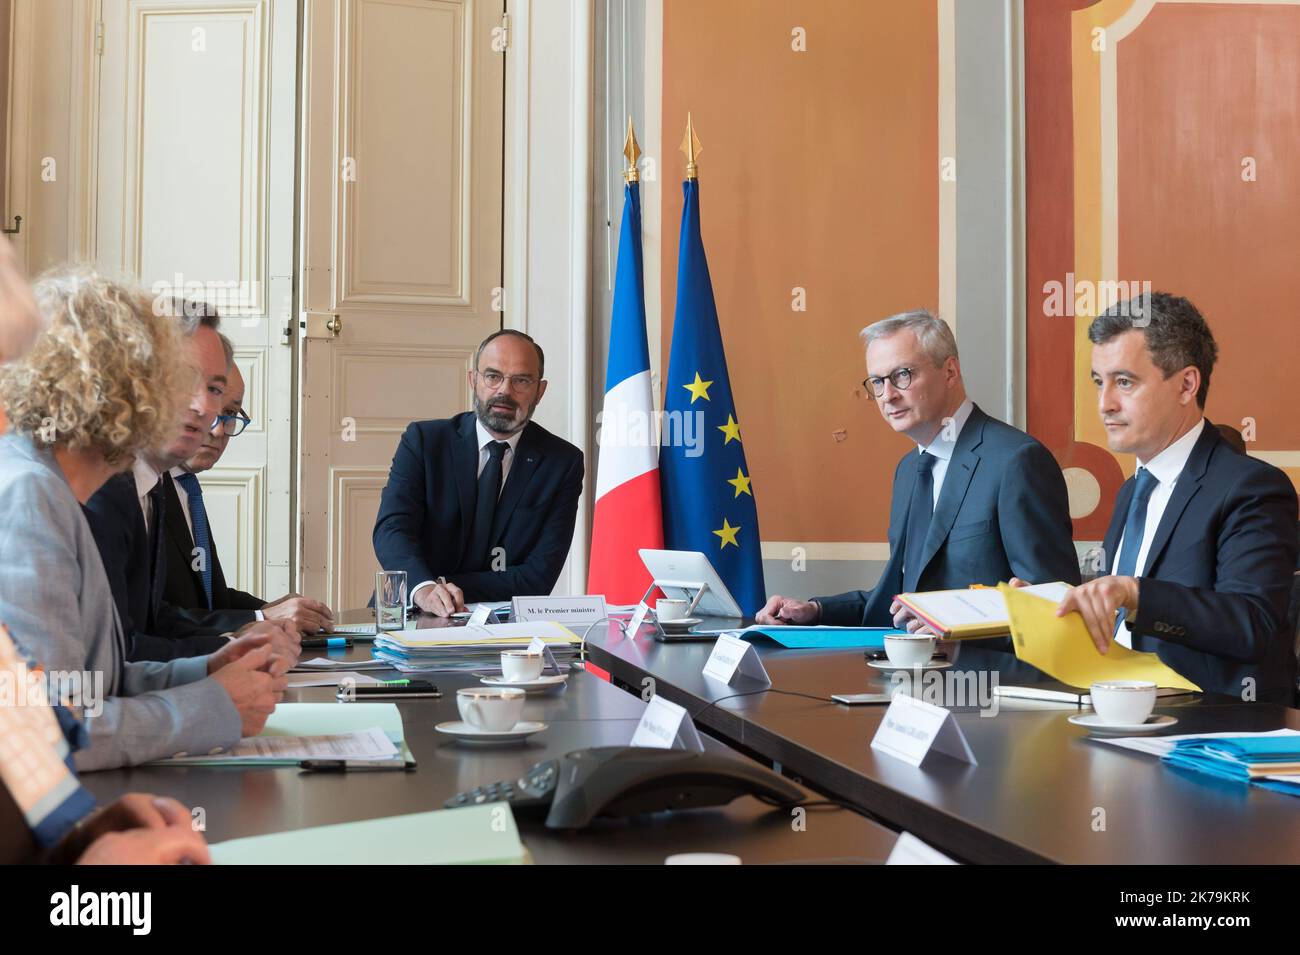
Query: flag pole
679,112,701,181
624,116,641,183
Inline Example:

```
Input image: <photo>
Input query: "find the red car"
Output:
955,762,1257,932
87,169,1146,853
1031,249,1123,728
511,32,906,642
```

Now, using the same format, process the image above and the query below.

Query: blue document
743,627,909,650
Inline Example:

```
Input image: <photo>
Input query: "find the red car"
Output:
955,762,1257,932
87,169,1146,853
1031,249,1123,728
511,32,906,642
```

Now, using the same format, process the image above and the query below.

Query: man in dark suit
84,306,304,662
374,329,584,615
1048,293,1297,702
164,346,334,634
758,310,1080,629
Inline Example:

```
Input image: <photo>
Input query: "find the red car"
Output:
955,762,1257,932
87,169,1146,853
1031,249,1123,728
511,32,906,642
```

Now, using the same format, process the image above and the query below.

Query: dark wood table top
82,624,900,865
583,623,1300,864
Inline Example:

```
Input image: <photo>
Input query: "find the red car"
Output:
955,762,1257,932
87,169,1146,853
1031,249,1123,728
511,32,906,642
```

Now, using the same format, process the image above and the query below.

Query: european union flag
659,178,765,614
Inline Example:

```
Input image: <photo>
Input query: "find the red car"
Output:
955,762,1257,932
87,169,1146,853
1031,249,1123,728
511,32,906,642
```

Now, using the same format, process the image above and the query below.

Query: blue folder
742,627,909,650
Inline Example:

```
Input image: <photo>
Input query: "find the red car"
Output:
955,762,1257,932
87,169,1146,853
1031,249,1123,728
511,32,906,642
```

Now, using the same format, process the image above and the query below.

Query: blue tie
1113,467,1158,634
175,471,213,609
903,451,937,588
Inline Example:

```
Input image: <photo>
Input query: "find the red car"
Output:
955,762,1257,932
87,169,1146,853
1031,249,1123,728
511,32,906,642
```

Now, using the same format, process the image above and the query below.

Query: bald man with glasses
759,310,1081,634
162,341,335,634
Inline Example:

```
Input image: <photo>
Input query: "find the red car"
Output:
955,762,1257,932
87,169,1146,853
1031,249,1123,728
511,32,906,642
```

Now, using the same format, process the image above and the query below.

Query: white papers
1096,728,1300,758
163,727,398,764
886,832,960,865
906,581,1069,626
291,657,392,672
287,672,383,689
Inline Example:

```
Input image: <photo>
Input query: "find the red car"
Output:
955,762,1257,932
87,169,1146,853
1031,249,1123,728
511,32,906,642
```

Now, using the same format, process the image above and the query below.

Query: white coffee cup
1089,680,1157,725
457,687,526,732
501,649,544,683
883,634,937,668
656,598,690,621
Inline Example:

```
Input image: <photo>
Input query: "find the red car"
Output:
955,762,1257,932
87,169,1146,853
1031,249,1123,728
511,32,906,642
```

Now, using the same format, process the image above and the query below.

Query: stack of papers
151,703,410,767
210,804,528,865
894,582,1071,638
1163,734,1300,796
372,621,578,673
1099,729,1300,797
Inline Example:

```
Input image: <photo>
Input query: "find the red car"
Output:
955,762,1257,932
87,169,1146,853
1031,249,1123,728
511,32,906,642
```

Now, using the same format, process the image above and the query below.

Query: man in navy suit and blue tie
757,310,1081,631
373,329,584,616
1040,293,1297,702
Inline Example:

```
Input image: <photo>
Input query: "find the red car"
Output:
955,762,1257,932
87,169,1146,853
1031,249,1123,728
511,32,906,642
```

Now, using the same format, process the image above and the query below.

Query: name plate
702,633,772,688
630,695,704,751
466,604,493,626
627,601,652,635
886,832,960,866
870,693,976,768
512,595,608,625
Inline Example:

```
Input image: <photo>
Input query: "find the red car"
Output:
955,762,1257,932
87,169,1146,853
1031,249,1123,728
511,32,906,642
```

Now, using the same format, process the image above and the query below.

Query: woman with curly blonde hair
0,265,279,771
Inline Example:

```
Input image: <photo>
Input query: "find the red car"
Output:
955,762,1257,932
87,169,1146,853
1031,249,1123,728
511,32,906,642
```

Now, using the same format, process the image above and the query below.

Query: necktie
174,471,213,609
903,451,937,588
466,441,509,571
147,476,169,623
1112,467,1158,634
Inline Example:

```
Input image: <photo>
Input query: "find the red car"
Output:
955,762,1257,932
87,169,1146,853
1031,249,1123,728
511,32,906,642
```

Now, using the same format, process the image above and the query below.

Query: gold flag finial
679,112,702,180
623,116,641,183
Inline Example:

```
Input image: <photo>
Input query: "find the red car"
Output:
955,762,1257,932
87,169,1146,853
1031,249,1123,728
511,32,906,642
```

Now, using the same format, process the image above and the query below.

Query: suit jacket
373,412,584,602
816,405,1081,626
0,434,240,770
1104,421,1298,702
160,473,263,617
82,472,241,661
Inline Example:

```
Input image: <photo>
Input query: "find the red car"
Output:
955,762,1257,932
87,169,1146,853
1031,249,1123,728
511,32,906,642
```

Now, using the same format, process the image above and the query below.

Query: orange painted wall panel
660,0,939,543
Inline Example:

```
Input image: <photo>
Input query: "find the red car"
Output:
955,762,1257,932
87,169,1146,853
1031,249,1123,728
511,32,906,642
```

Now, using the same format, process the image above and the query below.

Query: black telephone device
444,746,805,829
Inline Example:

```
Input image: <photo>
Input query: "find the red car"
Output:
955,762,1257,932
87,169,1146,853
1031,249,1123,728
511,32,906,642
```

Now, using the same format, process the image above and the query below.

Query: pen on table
302,636,352,650
299,759,411,773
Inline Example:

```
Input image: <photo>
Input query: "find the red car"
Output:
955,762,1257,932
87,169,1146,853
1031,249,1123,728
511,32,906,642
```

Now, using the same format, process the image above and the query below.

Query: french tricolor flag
588,179,663,602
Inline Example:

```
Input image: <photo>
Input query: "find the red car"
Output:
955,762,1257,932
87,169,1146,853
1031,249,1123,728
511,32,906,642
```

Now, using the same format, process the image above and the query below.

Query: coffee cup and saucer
1068,680,1178,734
654,598,701,633
867,633,951,672
480,649,569,693
435,686,547,743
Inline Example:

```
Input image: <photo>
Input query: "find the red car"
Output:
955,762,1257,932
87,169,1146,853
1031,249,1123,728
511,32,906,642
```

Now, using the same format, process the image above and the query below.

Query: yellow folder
998,583,1200,692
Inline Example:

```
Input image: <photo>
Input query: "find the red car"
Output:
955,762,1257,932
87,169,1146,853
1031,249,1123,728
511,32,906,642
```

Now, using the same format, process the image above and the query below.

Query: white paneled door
93,0,298,598
297,0,505,609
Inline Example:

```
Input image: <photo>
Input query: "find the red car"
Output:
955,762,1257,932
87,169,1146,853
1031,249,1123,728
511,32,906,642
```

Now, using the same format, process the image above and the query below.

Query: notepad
894,582,1072,638
209,805,528,865
1000,583,1200,692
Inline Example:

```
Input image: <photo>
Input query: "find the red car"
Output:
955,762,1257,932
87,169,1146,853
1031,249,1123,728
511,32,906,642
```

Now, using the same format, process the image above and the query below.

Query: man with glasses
758,309,1080,632
84,305,303,661
374,329,584,615
162,340,336,634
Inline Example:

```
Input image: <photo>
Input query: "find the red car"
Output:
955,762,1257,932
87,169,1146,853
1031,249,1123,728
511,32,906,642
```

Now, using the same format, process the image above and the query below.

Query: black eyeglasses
212,411,252,437
863,367,916,397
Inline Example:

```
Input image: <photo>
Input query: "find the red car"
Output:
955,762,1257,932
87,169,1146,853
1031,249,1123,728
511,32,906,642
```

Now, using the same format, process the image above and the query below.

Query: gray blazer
0,434,240,770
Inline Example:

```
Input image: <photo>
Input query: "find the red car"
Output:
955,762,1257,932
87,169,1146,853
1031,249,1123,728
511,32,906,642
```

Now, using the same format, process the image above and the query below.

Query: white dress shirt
916,398,975,509
1111,417,1205,648
409,421,525,606
131,456,164,534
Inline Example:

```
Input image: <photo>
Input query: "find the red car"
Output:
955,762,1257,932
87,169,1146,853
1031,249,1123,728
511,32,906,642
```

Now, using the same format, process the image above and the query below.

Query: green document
210,805,527,865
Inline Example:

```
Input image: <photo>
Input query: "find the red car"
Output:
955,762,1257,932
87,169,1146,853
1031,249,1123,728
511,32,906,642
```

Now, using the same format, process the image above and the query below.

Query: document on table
291,656,392,672
1096,728,1300,759
156,727,397,765
1000,583,1201,692
210,804,528,865
287,671,383,689
895,582,1072,638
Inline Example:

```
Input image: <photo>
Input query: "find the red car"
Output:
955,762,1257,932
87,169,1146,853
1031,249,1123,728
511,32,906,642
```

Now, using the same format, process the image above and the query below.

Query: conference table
82,610,900,865
583,623,1300,864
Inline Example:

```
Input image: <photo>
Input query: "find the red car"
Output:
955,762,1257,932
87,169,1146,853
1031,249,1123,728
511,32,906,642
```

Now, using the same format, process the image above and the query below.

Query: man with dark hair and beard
373,329,584,615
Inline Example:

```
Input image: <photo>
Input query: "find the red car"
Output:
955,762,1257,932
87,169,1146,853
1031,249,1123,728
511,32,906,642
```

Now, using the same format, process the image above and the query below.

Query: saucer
658,617,702,631
435,720,547,743
480,673,569,694
868,659,952,673
1068,713,1178,734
